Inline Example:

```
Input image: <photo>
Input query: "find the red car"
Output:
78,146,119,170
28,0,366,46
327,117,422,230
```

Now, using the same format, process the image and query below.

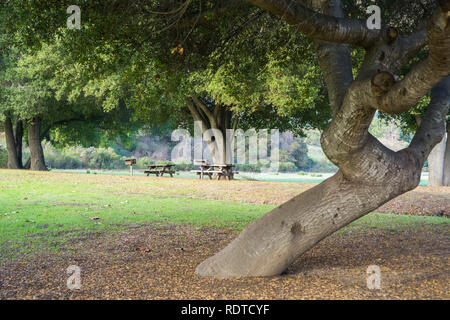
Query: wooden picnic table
144,164,176,177
191,163,239,180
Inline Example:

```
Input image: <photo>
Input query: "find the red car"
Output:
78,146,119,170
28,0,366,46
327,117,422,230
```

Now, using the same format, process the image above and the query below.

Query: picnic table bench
191,161,239,180
144,164,176,177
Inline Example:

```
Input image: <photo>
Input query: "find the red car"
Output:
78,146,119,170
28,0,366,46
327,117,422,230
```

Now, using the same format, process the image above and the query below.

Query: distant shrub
0,146,7,168
89,148,125,170
44,143,81,169
311,161,338,173
136,157,154,169
174,160,194,171
43,142,126,170
234,159,301,173
278,162,297,173
235,163,261,172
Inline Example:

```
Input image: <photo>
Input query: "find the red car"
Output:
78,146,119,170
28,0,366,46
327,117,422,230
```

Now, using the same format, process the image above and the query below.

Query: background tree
2,0,331,165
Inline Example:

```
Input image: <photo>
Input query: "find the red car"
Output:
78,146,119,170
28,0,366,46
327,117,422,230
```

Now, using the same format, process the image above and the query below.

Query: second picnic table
191,163,238,180
144,164,176,177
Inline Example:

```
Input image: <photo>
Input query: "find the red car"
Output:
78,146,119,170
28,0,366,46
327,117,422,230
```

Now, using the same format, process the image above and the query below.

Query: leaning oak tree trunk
4,115,20,169
196,0,450,277
28,117,47,171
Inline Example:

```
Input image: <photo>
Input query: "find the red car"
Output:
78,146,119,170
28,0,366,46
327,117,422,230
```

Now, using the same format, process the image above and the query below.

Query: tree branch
187,97,214,133
312,0,353,115
245,0,379,47
398,28,428,64
187,98,205,123
373,5,450,114
192,97,217,128
407,76,450,163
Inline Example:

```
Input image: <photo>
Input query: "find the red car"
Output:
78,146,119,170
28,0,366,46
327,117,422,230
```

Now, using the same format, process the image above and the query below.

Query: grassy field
0,169,449,299
0,169,447,262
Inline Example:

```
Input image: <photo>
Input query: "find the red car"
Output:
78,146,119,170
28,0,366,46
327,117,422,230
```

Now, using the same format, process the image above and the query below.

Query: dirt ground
1,222,448,300
377,187,450,217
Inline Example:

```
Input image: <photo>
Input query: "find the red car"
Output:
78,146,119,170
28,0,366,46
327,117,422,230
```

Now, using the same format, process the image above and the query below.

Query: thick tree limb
40,116,102,141
192,97,217,128
311,0,353,114
398,28,428,64
408,76,450,162
245,0,379,47
186,98,209,126
373,5,450,114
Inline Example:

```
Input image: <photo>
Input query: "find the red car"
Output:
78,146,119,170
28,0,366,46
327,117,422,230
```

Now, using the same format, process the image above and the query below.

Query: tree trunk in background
4,116,20,169
186,97,235,165
444,127,450,186
28,117,47,171
205,133,227,165
428,135,446,186
23,158,31,170
14,119,23,168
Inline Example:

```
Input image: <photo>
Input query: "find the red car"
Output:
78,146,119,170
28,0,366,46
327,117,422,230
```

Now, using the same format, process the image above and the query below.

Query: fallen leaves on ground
0,223,448,300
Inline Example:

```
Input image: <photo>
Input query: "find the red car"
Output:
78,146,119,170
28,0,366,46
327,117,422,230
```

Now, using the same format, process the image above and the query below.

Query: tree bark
23,158,31,170
187,97,233,165
443,125,450,186
196,171,412,277
14,119,23,168
28,117,47,171
4,116,20,169
311,0,353,115
428,135,446,186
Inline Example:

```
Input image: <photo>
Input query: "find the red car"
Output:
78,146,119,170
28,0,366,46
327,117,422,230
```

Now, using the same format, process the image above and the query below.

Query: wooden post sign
124,158,137,176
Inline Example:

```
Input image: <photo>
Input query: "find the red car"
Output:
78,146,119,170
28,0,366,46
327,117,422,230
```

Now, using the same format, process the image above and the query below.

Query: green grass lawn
0,169,446,261
0,172,271,260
